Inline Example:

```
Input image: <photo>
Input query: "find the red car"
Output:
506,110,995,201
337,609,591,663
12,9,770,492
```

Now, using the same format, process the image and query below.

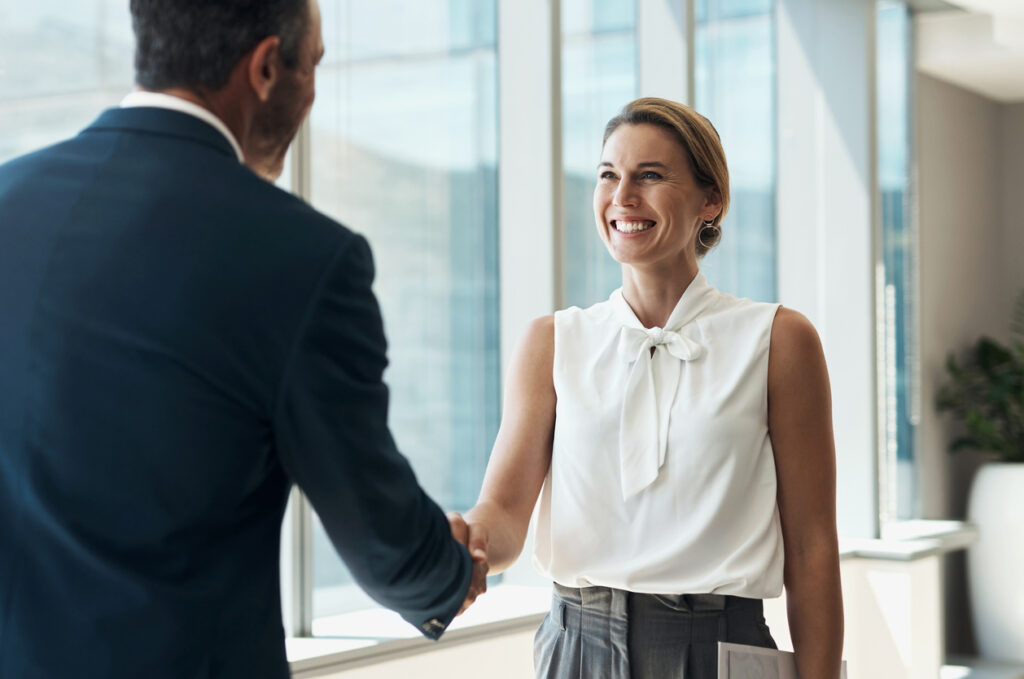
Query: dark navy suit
0,107,472,678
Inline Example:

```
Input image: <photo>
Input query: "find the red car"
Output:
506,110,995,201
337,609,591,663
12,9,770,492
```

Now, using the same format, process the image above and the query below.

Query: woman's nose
613,179,639,207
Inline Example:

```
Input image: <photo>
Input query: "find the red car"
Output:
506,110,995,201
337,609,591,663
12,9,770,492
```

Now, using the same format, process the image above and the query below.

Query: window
302,0,500,625
877,1,917,522
0,2,133,164
561,0,638,308
695,0,776,302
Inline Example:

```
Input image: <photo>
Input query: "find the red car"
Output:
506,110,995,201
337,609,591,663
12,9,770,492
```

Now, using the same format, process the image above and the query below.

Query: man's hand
447,511,489,615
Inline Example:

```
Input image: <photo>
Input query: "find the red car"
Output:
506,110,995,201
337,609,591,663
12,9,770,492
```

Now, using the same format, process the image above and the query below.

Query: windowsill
943,655,1024,679
838,519,978,561
286,585,549,675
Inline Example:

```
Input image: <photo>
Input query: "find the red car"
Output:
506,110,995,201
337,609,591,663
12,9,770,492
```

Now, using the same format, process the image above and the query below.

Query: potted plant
936,290,1024,662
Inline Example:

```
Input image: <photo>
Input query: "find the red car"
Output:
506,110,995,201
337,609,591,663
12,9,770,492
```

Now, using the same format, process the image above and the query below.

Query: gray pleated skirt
534,583,777,679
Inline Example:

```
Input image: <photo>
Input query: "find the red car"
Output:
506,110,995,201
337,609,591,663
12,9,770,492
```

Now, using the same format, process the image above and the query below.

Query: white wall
916,73,1004,523
914,72,1024,655
776,0,880,539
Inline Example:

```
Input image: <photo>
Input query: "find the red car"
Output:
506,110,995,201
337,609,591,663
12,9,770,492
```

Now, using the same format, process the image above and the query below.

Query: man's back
0,107,470,677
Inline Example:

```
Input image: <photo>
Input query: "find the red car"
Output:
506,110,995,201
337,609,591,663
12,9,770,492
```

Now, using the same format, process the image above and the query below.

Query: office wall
915,73,1024,655
998,102,1024,312
917,72,1003,522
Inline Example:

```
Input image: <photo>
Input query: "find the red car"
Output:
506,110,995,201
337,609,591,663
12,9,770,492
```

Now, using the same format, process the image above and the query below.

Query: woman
450,98,843,678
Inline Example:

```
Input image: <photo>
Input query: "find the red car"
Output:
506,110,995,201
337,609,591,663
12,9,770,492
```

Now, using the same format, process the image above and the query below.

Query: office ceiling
915,1,1024,103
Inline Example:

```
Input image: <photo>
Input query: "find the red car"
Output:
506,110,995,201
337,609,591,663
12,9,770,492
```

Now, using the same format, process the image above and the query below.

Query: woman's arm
452,315,557,574
768,308,844,679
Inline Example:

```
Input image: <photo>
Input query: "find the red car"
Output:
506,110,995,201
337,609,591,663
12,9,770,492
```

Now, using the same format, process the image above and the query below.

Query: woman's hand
447,511,489,563
448,511,490,615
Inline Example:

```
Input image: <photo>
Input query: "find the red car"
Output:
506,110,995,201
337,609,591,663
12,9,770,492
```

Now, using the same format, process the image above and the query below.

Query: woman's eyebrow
597,161,668,169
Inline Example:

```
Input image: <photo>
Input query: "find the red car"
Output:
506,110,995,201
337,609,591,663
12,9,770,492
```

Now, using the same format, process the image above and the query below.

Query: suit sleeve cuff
412,542,474,641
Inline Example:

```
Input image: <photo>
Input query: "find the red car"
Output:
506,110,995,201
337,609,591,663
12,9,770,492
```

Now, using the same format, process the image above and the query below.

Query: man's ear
248,36,282,103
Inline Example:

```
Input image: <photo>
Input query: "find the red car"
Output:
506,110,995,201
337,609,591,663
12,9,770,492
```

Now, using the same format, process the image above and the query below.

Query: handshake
447,512,490,616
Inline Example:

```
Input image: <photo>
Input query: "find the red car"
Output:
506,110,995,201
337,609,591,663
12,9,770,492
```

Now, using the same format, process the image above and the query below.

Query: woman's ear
247,36,282,103
703,188,724,221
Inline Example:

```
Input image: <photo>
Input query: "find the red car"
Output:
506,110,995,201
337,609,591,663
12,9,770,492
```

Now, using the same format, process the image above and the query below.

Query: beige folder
718,642,848,679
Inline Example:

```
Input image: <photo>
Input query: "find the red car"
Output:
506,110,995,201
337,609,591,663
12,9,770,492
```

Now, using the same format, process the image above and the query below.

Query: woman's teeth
615,220,655,233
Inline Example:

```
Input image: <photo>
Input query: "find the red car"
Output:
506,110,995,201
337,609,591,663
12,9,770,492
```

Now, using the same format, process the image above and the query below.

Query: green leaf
950,437,981,452
938,293,1024,461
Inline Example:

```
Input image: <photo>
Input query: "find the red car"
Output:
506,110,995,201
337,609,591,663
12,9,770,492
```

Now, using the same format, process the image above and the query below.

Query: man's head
130,0,324,180
131,0,310,93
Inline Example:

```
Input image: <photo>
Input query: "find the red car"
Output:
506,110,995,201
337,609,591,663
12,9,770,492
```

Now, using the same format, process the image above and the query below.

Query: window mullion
637,0,693,104
497,0,563,376
281,487,314,638
495,0,562,587
283,118,314,638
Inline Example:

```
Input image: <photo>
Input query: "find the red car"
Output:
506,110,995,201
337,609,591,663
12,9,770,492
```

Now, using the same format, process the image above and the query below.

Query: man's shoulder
238,173,350,237
0,124,362,267
0,136,81,180
158,152,359,259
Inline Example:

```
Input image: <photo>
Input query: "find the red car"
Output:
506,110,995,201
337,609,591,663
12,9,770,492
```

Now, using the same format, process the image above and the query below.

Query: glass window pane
307,0,500,624
562,0,638,308
0,1,134,163
695,0,777,302
695,0,772,22
877,1,916,522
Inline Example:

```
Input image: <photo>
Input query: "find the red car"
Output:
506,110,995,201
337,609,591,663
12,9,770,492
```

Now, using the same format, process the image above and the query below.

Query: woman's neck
620,261,700,329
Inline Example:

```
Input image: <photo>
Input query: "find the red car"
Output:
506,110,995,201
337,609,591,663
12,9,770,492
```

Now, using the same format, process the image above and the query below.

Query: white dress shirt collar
121,91,244,163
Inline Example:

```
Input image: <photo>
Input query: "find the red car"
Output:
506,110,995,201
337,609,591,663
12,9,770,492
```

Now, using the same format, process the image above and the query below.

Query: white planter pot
967,462,1024,662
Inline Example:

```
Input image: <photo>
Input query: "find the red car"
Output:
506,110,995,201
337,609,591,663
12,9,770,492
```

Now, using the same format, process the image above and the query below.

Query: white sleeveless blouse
532,273,784,598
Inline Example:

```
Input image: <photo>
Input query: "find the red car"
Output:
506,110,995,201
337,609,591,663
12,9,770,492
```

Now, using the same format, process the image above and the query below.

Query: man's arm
273,233,479,639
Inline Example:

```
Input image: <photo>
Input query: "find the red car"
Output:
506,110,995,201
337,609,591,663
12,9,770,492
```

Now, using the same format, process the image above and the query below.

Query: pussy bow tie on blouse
612,274,714,501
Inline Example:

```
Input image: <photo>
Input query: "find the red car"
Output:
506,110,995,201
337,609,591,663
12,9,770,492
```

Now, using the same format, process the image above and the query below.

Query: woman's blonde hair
603,97,730,256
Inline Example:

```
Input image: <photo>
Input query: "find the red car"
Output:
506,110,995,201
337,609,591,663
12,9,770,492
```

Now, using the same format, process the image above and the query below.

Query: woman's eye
599,171,617,180
639,171,662,180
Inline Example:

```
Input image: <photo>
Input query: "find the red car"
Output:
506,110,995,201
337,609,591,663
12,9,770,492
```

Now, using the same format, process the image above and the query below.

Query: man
0,1,486,676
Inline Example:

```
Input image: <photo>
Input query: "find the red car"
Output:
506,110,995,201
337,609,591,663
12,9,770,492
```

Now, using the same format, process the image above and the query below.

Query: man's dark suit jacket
0,107,472,678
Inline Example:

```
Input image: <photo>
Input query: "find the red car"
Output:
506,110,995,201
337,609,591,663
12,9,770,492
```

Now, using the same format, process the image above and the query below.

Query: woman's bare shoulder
508,314,556,387
769,306,829,392
771,307,822,353
523,314,555,342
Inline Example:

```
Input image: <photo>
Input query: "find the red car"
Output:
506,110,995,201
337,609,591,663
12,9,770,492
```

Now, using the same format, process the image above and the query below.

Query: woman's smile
612,218,656,234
